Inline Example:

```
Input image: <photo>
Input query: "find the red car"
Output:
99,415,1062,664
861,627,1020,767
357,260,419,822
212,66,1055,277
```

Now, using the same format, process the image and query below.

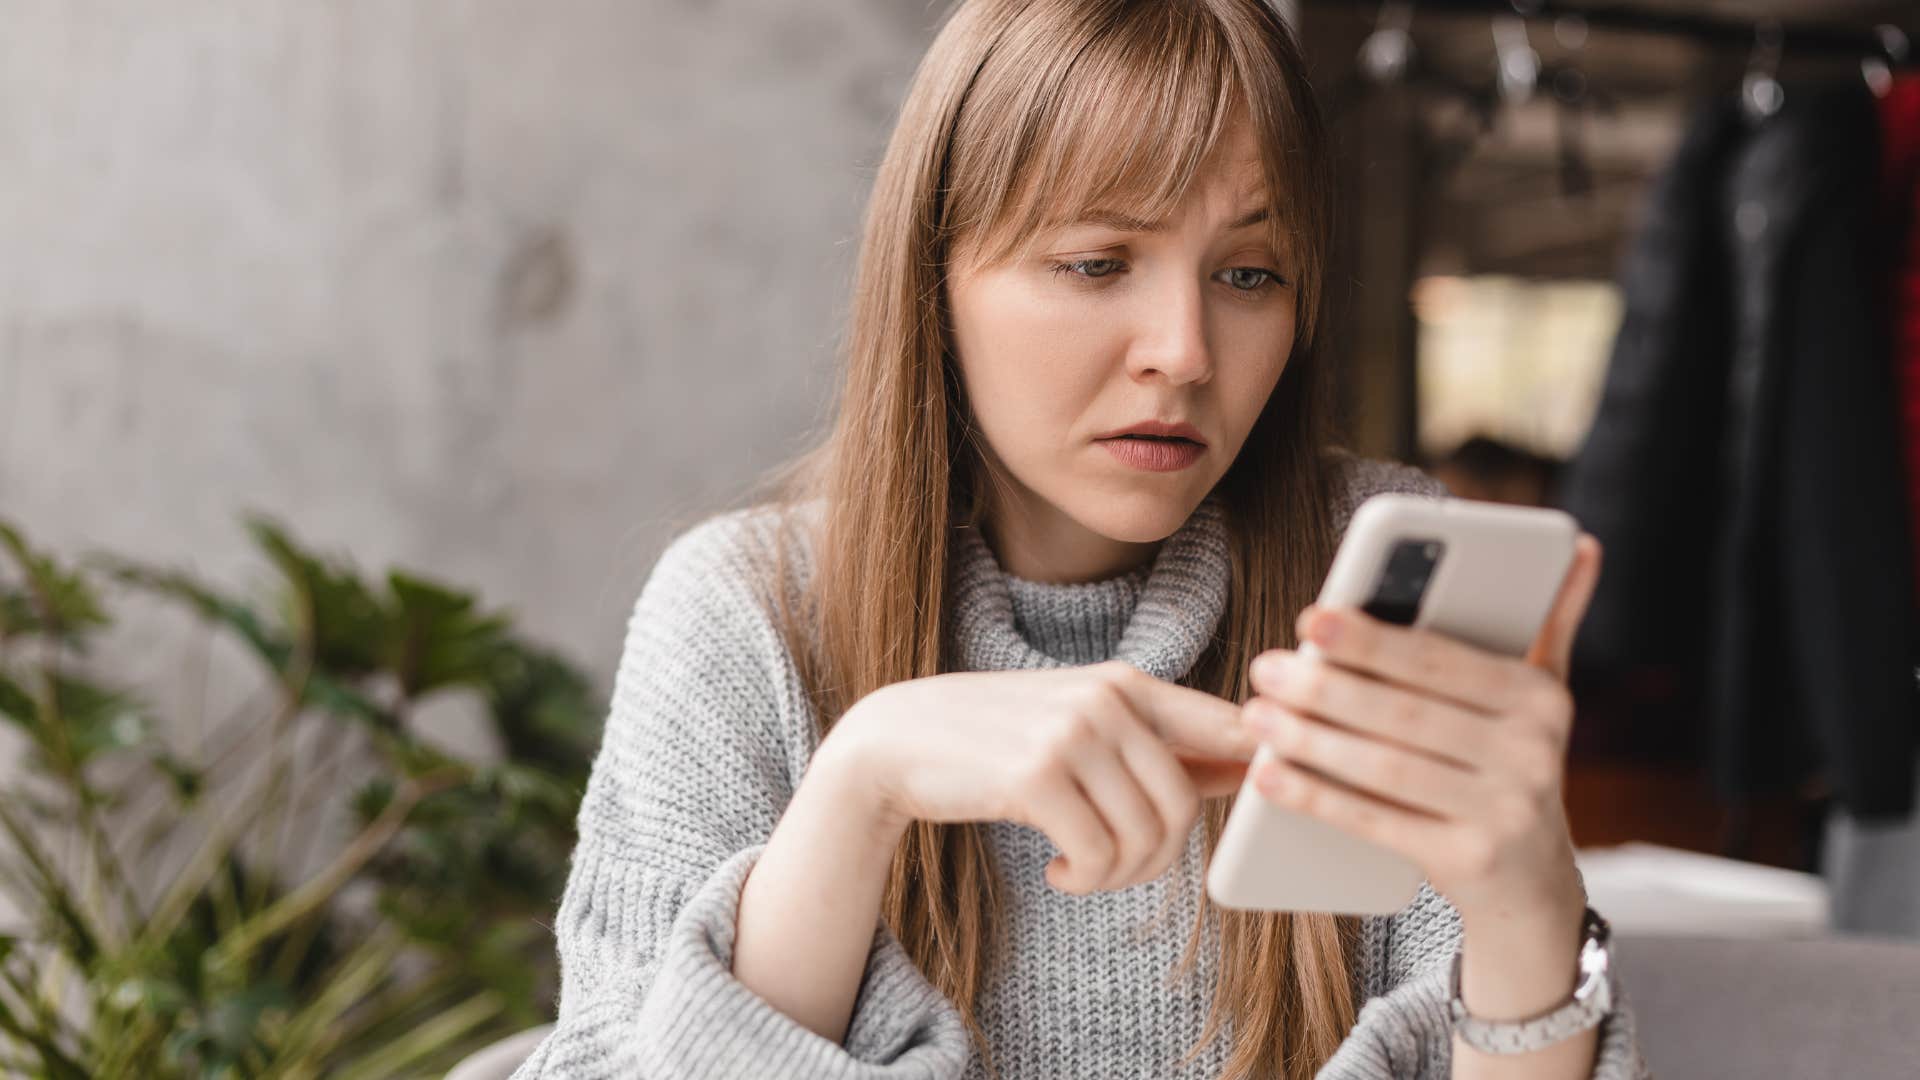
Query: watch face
1581,962,1613,1014
1574,920,1612,1002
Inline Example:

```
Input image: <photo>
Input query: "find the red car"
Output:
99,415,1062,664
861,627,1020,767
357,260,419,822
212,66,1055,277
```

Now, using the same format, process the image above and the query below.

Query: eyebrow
1061,205,1272,234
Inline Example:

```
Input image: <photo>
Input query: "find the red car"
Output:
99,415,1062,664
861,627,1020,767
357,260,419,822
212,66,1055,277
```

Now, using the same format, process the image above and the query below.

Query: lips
1097,432,1206,472
1094,420,1206,444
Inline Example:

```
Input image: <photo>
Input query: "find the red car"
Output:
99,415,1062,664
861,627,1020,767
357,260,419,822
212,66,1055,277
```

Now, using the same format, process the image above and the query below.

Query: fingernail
1307,610,1340,646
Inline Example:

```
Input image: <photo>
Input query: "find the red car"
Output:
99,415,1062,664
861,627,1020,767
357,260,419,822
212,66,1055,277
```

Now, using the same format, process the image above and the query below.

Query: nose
1125,273,1213,386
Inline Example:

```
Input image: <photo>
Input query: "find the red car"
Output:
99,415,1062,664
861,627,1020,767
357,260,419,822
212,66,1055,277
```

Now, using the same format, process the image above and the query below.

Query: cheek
1239,302,1297,383
1218,315,1296,444
952,281,1112,456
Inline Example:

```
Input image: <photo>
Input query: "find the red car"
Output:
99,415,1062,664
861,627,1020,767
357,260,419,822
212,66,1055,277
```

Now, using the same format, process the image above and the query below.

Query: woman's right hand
818,660,1257,895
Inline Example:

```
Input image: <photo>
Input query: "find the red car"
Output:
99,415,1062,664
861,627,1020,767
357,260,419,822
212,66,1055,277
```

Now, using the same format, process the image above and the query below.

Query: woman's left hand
1240,533,1603,926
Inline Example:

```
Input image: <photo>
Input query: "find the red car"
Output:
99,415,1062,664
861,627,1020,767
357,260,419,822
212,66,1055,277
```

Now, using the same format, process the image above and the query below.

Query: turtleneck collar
945,492,1232,681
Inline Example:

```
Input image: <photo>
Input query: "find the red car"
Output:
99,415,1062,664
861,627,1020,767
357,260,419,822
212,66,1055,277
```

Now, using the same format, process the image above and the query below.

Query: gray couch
447,932,1920,1079
1612,933,1920,1077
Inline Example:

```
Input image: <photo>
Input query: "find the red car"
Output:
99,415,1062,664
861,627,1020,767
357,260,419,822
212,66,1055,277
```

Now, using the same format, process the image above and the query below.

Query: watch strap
1447,905,1614,1055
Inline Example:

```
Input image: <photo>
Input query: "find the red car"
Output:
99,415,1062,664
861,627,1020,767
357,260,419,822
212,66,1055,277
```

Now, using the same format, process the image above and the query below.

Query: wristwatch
1447,905,1614,1055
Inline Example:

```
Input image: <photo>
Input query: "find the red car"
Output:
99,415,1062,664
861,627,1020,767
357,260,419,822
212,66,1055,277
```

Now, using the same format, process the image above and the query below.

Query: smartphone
1205,492,1579,914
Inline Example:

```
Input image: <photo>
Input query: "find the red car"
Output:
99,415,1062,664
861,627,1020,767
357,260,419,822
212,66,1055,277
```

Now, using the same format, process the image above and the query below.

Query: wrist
1456,881,1588,1021
1458,887,1585,946
809,696,913,847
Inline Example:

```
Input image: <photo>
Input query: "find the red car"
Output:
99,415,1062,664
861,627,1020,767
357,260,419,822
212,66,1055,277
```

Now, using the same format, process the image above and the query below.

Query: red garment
1877,75,1920,603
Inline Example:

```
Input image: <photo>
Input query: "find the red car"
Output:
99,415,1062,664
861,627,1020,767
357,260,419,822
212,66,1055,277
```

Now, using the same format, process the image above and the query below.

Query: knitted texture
510,453,1649,1079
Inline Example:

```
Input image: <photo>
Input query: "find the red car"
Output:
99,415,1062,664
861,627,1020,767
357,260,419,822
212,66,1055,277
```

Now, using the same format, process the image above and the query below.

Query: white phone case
1205,492,1578,914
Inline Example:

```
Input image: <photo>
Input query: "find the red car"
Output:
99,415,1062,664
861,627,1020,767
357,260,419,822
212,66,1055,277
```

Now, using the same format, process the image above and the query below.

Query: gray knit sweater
512,455,1648,1079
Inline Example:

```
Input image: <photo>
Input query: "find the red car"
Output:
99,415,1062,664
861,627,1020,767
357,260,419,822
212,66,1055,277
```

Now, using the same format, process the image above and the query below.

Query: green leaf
205,980,295,1058
300,670,393,729
0,670,146,774
109,544,402,731
0,802,103,969
478,762,578,821
0,587,34,638
260,929,403,1069
482,641,599,777
106,974,189,1017
104,559,293,675
246,518,389,678
50,674,148,766
0,521,110,646
161,1027,207,1068
0,672,36,732
386,573,510,697
0,991,91,1080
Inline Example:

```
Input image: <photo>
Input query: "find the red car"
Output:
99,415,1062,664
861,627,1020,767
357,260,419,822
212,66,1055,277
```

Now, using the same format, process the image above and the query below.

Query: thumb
1527,531,1603,681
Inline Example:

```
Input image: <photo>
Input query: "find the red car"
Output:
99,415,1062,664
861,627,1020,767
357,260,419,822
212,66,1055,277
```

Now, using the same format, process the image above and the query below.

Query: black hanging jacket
1560,82,1920,819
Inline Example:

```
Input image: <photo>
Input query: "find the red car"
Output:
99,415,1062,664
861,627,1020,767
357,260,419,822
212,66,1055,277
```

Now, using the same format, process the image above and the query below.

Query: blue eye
1224,267,1289,292
1048,258,1123,280
1047,259,1290,295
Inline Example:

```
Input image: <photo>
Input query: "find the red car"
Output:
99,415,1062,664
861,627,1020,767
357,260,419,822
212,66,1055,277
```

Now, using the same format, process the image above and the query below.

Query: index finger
1291,606,1527,715
1101,661,1256,762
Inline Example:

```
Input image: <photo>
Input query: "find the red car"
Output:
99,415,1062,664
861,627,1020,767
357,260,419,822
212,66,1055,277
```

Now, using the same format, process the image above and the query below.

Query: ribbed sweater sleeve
510,512,972,1079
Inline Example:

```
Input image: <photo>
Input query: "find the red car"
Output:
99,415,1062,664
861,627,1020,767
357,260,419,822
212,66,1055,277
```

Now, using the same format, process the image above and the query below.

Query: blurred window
1412,274,1622,461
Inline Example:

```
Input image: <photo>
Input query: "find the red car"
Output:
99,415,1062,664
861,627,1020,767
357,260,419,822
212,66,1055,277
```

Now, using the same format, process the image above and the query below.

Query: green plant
0,517,601,1078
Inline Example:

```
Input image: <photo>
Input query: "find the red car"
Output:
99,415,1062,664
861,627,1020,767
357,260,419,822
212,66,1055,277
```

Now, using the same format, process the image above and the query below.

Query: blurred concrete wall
0,0,940,688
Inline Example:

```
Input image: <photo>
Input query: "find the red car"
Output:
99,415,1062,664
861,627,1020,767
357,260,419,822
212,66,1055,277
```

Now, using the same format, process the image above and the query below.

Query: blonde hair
741,2,1358,1076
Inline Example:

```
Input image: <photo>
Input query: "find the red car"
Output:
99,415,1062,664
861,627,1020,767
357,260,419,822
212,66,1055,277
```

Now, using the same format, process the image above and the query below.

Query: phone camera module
1361,537,1443,626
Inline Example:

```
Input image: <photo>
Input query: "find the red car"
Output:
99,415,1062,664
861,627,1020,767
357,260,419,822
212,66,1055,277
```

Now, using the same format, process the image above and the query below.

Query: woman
515,1,1646,1078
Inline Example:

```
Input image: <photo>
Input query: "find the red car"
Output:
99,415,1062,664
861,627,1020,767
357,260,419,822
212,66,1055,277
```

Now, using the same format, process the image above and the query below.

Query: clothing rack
1321,0,1913,64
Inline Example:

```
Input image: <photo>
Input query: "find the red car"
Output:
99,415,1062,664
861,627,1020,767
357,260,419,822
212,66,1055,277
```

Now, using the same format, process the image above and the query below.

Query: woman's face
945,117,1297,583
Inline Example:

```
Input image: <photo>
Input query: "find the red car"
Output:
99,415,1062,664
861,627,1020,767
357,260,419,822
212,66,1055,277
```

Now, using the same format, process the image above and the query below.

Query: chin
1059,486,1204,545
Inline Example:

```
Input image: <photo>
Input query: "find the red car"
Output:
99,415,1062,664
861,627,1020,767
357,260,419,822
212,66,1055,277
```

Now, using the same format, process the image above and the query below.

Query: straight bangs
941,0,1330,342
